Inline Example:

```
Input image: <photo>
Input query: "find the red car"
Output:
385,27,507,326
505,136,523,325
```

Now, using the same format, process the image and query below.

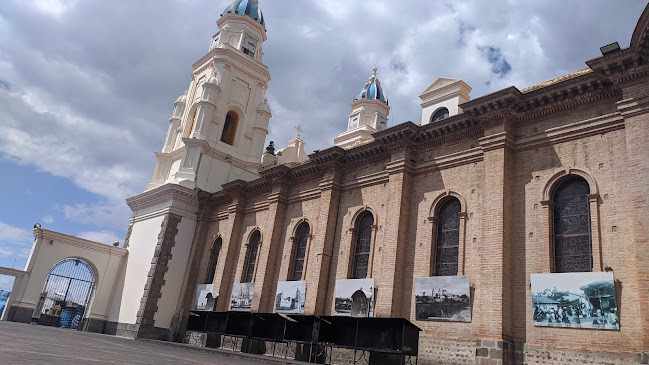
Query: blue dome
355,67,388,105
223,0,265,29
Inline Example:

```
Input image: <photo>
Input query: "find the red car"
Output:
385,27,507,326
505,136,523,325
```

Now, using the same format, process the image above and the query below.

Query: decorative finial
372,66,377,77
266,141,275,155
264,97,268,103
294,124,303,139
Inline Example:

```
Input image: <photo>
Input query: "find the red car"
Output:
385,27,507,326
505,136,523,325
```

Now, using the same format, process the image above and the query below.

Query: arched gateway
38,258,96,328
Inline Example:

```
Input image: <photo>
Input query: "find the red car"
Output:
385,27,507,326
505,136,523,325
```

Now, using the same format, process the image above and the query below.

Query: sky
0,0,646,292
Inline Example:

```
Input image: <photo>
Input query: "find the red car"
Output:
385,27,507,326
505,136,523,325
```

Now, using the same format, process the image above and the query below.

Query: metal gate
39,258,95,328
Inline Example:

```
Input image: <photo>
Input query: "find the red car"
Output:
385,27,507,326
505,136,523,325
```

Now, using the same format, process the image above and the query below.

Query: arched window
242,230,261,283
431,107,449,123
351,212,374,279
553,177,593,273
434,198,461,276
221,111,238,145
206,237,222,284
290,222,310,281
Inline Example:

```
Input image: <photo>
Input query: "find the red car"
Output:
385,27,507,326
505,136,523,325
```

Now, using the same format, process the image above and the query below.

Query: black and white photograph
334,278,374,317
275,281,306,314
531,272,619,330
415,276,471,322
195,284,217,311
230,282,254,312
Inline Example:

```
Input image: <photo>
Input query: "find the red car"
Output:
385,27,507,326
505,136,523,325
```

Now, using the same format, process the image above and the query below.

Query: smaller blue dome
223,0,265,29
355,67,388,105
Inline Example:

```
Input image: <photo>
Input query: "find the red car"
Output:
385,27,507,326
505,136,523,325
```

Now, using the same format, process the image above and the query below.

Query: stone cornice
35,228,128,257
479,132,516,152
126,183,198,213
515,76,621,122
462,87,522,119
193,47,271,83
182,138,260,170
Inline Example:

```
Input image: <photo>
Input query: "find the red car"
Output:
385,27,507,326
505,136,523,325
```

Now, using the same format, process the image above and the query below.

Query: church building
2,1,649,364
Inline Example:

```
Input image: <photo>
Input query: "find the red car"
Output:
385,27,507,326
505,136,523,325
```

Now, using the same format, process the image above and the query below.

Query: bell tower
149,0,271,193
334,67,390,148
108,0,272,340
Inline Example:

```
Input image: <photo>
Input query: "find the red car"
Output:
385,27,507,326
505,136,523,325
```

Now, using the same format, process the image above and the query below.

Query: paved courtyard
0,321,289,364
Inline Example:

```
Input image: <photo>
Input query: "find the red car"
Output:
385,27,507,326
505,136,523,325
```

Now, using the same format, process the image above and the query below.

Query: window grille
352,213,374,279
243,230,261,283
553,177,593,272
435,198,460,276
290,222,310,281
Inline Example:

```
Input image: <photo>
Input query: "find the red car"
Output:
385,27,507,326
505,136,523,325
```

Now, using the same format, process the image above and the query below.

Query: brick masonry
136,213,182,340
171,6,649,365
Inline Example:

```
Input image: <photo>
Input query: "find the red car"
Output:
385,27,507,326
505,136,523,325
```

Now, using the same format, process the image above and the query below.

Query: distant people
71,312,81,330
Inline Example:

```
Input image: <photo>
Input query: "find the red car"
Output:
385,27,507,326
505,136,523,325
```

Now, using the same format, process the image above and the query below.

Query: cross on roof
295,124,303,139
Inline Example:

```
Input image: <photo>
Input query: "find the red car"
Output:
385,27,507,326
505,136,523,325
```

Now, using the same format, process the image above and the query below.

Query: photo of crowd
531,272,619,330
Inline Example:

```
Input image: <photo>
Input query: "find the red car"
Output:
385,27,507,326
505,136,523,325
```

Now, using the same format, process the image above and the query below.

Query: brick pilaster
374,147,414,318
618,91,649,352
304,162,342,315
477,131,515,364
214,186,246,312
136,212,182,337
253,177,289,312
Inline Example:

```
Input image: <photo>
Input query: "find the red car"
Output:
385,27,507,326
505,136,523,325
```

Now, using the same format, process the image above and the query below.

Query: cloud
0,0,646,231
77,230,119,245
0,222,32,243
42,216,54,224
58,201,131,230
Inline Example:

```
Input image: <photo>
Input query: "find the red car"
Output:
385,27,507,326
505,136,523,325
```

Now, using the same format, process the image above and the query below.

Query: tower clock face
348,113,359,129
242,34,257,58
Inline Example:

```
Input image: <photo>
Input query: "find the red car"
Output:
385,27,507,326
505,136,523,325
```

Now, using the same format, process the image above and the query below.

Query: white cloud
77,230,120,245
58,201,131,230
0,0,646,235
0,222,32,243
30,0,78,18
42,216,54,224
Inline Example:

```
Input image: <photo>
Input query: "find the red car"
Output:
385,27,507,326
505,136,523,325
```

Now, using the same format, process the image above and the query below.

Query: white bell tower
149,0,271,193
108,0,272,340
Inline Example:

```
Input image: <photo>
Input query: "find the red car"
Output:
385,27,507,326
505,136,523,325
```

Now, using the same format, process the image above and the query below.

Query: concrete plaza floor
0,321,293,364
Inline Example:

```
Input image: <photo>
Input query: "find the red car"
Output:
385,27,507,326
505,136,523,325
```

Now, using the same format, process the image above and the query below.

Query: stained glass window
352,213,374,279
290,222,310,281
553,177,593,273
243,230,261,283
206,237,222,284
435,198,460,276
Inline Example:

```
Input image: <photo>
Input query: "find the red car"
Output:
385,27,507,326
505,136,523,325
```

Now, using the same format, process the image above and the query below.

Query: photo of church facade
3,1,649,364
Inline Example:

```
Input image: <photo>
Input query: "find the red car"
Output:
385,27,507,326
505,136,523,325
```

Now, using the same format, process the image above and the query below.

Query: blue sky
0,0,646,292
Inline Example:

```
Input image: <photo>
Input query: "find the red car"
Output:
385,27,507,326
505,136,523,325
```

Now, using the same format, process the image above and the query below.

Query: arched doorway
39,258,96,328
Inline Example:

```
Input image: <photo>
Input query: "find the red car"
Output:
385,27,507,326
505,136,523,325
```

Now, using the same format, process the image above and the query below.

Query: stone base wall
82,318,106,333
522,346,648,365
175,333,648,365
103,322,138,338
6,306,33,324
419,337,475,365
